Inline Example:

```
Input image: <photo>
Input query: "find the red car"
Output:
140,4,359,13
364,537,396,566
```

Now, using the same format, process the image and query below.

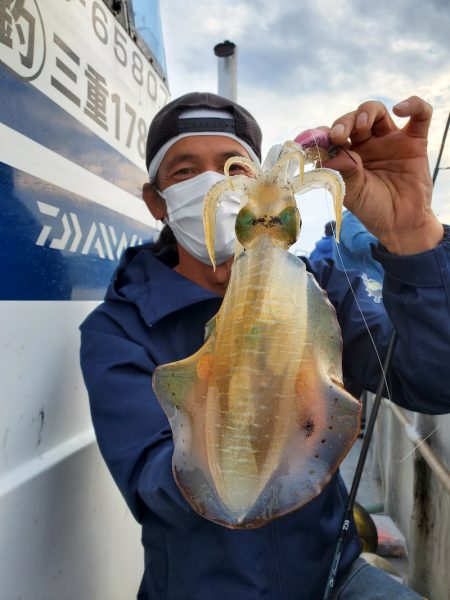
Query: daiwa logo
36,201,143,260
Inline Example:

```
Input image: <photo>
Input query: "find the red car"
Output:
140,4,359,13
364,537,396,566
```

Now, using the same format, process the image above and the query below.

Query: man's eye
228,164,250,175
171,167,196,180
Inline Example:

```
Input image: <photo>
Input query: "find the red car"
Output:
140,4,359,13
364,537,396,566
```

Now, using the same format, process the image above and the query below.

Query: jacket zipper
266,520,287,599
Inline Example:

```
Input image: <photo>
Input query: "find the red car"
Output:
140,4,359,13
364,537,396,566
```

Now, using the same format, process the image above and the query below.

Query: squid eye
235,207,255,244
278,206,299,243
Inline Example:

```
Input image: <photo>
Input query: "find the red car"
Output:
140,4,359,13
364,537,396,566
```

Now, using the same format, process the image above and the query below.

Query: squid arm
291,168,346,241
203,178,235,271
262,144,283,171
224,156,263,181
268,145,306,185
203,172,253,270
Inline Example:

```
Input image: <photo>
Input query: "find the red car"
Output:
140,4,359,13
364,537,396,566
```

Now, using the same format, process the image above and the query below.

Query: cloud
161,1,450,134
159,0,450,250
162,0,450,95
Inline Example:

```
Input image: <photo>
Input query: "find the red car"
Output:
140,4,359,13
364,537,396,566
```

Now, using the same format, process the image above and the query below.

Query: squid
153,136,361,529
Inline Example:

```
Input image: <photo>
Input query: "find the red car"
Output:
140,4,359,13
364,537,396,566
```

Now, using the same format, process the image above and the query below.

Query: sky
159,0,450,253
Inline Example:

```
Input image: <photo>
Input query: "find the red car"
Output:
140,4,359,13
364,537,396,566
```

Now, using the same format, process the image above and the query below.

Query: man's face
155,135,252,191
142,134,255,292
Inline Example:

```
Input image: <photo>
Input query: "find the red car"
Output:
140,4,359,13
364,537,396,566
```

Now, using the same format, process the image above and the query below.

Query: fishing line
303,134,392,402
397,423,442,464
331,221,392,402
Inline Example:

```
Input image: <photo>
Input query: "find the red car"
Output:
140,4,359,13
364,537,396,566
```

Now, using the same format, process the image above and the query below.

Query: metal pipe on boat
214,40,237,101
385,400,450,495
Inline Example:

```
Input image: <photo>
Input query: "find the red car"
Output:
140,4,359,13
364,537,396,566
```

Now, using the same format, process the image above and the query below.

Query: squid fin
153,334,215,419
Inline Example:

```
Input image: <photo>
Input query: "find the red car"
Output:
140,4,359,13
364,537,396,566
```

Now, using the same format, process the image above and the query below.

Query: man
80,92,450,599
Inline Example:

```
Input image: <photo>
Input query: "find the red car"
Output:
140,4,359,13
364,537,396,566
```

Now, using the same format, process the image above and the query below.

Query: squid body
153,139,361,528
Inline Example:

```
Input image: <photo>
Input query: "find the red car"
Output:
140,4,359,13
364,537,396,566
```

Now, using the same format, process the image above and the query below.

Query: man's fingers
393,95,433,138
329,112,354,144
330,101,397,147
360,101,397,138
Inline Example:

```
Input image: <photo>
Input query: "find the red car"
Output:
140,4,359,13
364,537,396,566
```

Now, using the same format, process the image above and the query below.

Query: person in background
80,92,449,600
310,220,336,261
334,210,385,303
333,210,387,432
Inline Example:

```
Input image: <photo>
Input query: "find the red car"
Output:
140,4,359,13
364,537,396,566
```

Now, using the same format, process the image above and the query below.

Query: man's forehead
160,135,250,169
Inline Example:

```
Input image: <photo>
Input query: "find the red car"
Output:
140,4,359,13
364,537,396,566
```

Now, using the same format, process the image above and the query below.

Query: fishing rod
322,111,449,599
322,331,396,599
432,112,450,185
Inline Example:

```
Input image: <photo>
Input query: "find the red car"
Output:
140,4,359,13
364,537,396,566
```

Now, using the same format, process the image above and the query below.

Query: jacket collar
105,243,220,326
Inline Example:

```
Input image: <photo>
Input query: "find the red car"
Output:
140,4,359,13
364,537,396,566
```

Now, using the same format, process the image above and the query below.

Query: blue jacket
309,235,334,262
80,229,450,600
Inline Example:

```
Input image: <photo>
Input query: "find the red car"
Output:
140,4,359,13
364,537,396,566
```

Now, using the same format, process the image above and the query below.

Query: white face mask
158,171,242,265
